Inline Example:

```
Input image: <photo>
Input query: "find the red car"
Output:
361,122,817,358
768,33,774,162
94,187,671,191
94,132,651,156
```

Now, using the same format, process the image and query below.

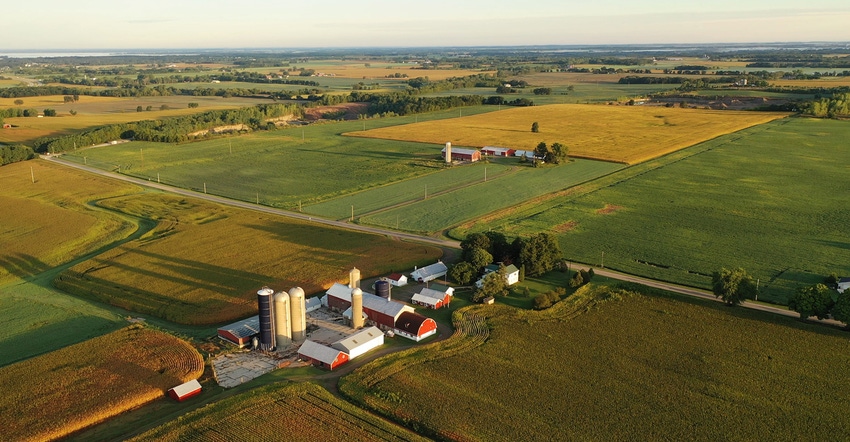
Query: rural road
44,155,844,328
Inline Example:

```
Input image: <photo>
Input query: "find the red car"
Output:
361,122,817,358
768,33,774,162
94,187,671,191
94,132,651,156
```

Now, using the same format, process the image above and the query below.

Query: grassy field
0,325,203,442
0,160,140,285
346,104,787,164
341,285,850,441
0,95,274,144
58,106,498,208
451,117,850,304
129,382,429,442
357,158,623,233
55,192,443,325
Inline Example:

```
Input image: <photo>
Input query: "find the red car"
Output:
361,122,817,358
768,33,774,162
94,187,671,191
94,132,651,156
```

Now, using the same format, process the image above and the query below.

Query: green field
452,117,850,303
130,382,429,442
358,158,623,233
341,285,850,441
58,106,498,208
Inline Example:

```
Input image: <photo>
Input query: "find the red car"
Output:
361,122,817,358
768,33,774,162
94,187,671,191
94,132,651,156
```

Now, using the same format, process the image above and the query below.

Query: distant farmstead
441,146,480,162
482,146,515,157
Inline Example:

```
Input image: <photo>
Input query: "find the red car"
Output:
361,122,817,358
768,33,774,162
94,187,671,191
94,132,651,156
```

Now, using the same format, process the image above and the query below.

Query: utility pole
484,166,487,182
424,184,427,199
157,173,160,183
256,192,259,204
396,215,399,229
601,251,604,269
30,166,34,183
229,140,232,155
299,200,302,212
204,183,207,194
756,278,760,301
84,157,87,165
302,129,305,141
350,205,354,222
140,148,143,167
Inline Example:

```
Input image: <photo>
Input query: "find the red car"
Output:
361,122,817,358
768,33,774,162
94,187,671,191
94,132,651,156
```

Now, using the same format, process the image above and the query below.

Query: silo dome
288,286,305,298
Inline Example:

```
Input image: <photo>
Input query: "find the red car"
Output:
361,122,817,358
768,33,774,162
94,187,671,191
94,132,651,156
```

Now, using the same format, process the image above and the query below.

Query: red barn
217,316,260,348
441,147,480,162
298,340,349,370
481,146,515,157
394,312,438,341
168,379,202,402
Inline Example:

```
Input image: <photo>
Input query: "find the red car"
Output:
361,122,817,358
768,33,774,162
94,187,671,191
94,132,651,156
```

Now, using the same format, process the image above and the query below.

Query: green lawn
453,117,850,304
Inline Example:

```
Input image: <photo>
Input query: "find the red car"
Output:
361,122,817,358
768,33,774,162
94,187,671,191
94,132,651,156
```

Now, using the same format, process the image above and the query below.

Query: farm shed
167,379,202,402
387,273,408,287
839,277,850,293
326,283,415,329
394,312,438,341
332,326,384,359
217,316,260,348
441,146,480,162
298,340,349,370
411,287,452,309
305,296,321,313
410,261,448,283
482,146,515,157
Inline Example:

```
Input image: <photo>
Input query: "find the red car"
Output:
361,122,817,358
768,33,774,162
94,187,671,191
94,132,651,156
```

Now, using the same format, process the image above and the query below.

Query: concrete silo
349,267,361,289
256,287,276,351
351,288,364,330
273,290,292,348
445,142,452,163
289,286,307,342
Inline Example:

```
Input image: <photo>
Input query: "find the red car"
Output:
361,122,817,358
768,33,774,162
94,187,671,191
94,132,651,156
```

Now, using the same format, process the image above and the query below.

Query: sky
5,0,850,50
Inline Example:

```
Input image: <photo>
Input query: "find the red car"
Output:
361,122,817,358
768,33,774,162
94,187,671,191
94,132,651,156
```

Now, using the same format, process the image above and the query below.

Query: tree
515,233,562,277
711,268,757,306
460,232,491,261
531,121,539,133
484,231,510,262
474,266,509,302
63,95,74,104
788,283,835,320
188,102,199,108
569,271,585,288
534,142,548,160
69,110,77,116
468,247,493,273
13,99,23,106
160,104,170,110
43,109,56,117
449,261,476,285
832,289,850,327
136,106,144,112
23,109,38,117
549,142,568,164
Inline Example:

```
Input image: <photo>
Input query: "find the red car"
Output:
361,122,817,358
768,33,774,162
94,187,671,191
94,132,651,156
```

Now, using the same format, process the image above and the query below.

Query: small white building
386,273,408,287
332,326,384,359
838,277,850,293
411,261,448,283
305,297,322,313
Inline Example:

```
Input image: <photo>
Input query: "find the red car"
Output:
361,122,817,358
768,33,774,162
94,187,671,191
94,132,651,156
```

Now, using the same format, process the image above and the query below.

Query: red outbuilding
298,340,350,370
441,146,480,162
168,379,202,402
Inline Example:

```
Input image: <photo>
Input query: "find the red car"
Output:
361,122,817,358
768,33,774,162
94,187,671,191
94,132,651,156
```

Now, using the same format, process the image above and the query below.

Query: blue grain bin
256,287,276,351
375,280,390,300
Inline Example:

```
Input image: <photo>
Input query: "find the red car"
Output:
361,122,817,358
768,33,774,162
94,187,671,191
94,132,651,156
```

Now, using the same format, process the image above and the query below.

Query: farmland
346,104,787,164
452,117,850,303
56,192,443,325
130,382,429,442
0,160,140,285
0,325,203,442
0,95,270,144
342,285,850,441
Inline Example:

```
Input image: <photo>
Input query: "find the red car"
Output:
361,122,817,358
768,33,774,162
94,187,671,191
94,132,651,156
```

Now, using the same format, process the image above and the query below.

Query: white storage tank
351,288,364,330
273,290,292,348
289,286,307,342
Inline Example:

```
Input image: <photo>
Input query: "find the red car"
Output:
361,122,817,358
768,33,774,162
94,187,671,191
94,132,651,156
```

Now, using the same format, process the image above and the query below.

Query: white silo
351,288,364,330
289,286,307,342
349,267,361,289
273,290,292,348
445,142,452,163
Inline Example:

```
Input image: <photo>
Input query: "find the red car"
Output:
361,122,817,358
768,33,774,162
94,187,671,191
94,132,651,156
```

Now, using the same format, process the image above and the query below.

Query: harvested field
0,325,203,442
345,104,788,164
341,285,850,441
130,382,429,442
55,193,442,325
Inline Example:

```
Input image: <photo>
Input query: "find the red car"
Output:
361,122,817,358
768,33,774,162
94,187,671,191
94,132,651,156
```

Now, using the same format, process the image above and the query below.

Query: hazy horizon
7,0,850,51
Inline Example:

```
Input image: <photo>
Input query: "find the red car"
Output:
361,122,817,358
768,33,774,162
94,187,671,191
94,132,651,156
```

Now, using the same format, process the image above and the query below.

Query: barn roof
332,326,383,353
217,316,260,339
414,287,448,303
298,340,344,365
387,273,406,282
395,312,432,335
305,296,321,312
429,283,454,296
411,262,448,281
482,146,514,154
169,379,201,397
441,147,479,155
328,283,413,319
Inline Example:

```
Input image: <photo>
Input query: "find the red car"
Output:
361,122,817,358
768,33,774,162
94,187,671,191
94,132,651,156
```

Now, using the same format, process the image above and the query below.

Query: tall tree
449,262,476,285
534,142,548,160
515,233,562,277
832,289,850,327
468,248,493,273
531,121,539,133
461,232,491,261
711,268,757,306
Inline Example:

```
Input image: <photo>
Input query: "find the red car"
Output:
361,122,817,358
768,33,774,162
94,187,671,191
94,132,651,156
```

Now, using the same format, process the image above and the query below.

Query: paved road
42,155,460,249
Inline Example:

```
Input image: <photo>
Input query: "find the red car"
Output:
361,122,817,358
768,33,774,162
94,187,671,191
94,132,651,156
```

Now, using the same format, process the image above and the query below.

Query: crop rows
130,382,429,442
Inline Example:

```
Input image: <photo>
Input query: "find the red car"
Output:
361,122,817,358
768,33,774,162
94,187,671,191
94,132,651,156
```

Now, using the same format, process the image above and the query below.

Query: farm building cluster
216,263,448,374
441,141,538,163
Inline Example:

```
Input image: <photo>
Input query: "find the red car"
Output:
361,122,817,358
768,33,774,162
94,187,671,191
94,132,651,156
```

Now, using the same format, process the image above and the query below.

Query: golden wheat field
0,160,139,284
0,325,203,442
56,193,443,325
346,104,788,164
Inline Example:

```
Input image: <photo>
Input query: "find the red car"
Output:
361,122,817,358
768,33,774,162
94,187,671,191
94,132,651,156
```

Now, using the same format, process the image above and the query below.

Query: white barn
332,326,384,359
410,261,448,283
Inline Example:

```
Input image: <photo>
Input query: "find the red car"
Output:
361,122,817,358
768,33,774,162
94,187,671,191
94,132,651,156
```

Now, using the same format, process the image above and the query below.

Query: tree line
0,144,36,166
31,103,303,152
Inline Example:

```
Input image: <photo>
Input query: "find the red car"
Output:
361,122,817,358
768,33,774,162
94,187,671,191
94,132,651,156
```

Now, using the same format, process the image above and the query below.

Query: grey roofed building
297,340,345,366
